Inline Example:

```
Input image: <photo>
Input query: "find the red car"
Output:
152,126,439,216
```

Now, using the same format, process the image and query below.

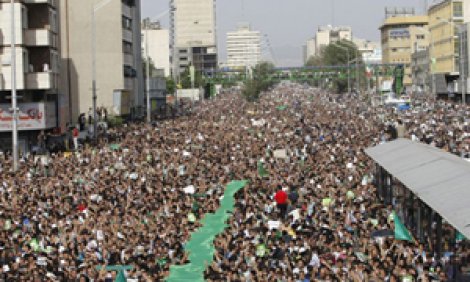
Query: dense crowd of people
0,84,469,281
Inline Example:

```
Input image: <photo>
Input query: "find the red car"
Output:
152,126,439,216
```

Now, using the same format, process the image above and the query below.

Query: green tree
242,62,275,101
180,66,203,89
305,55,323,67
166,77,176,95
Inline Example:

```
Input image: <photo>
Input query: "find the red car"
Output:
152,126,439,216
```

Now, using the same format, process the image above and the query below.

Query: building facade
142,20,170,77
0,0,60,152
314,25,352,56
428,0,470,96
380,15,429,88
411,48,431,93
170,0,217,78
303,38,316,64
60,0,142,122
226,24,261,69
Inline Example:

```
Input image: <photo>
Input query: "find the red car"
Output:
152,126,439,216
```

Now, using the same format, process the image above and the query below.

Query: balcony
25,29,57,48
26,72,56,89
123,29,133,43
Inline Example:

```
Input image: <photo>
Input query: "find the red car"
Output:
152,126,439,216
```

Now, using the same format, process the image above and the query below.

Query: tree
305,55,323,67
180,66,203,89
166,77,176,95
242,62,275,102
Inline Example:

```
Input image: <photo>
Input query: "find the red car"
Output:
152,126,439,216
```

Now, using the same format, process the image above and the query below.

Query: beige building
60,0,142,122
0,0,60,152
380,15,429,87
170,0,217,77
428,0,470,74
313,25,353,56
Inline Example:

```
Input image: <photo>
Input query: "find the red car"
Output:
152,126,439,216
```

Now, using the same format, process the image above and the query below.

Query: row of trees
305,40,366,93
241,62,276,102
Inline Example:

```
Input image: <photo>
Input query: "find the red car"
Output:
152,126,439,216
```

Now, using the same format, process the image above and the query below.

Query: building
428,0,470,97
0,0,60,153
170,0,217,78
314,25,352,56
411,48,431,93
60,0,142,122
303,38,316,64
353,39,382,65
226,24,261,69
141,19,170,77
461,22,470,102
380,12,429,89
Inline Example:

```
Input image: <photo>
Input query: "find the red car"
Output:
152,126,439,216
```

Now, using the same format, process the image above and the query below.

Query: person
72,126,79,150
88,107,93,125
274,187,288,217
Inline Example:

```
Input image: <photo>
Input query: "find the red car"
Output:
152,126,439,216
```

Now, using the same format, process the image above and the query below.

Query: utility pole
145,26,151,123
10,0,19,172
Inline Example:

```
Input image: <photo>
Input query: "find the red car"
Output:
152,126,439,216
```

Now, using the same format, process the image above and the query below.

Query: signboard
0,102,56,131
389,29,410,38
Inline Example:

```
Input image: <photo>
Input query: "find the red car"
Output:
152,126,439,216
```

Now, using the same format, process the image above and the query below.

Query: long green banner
166,180,248,282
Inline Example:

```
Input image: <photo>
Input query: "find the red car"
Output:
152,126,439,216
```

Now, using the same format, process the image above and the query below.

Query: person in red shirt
274,187,288,218
72,126,79,151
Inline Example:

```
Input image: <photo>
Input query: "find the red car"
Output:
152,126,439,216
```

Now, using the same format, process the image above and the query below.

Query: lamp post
337,40,361,93
10,0,18,172
91,0,113,142
331,42,351,93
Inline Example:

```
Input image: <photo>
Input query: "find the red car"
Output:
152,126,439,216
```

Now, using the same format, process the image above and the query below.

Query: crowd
0,83,468,281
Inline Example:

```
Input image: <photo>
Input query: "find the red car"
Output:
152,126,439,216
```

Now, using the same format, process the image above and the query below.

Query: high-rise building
0,0,60,152
380,12,429,88
142,20,171,77
170,0,217,78
428,0,470,96
303,38,316,64
226,24,261,69
60,0,143,122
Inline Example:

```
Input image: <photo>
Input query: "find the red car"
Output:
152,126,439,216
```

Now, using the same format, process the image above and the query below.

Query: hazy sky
141,0,426,67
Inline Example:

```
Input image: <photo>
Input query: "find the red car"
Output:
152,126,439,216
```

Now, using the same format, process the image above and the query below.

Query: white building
353,38,382,65
303,38,316,63
142,20,170,77
226,24,261,69
170,0,217,77
0,0,60,152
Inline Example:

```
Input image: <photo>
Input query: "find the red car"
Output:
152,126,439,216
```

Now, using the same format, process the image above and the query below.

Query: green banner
257,161,269,178
276,105,288,111
393,212,413,242
166,180,248,282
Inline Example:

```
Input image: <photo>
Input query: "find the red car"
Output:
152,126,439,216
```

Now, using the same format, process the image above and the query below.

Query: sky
141,0,427,67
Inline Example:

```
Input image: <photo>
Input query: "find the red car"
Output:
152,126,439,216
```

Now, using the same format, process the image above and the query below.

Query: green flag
115,270,126,282
257,161,269,178
456,232,467,241
393,212,413,242
276,105,288,111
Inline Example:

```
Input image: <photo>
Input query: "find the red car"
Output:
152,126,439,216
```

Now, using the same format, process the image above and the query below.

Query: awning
366,139,470,239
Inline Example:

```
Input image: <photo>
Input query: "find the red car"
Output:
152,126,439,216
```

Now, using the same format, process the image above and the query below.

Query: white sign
0,102,56,131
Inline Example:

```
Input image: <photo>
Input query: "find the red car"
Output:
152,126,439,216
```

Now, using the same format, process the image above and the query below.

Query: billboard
389,29,410,38
0,102,57,131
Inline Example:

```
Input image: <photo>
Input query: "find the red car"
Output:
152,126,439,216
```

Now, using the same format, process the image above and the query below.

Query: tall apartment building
303,38,316,64
428,0,470,95
0,0,60,152
141,19,170,77
170,0,217,78
60,0,142,122
380,12,429,88
226,24,261,69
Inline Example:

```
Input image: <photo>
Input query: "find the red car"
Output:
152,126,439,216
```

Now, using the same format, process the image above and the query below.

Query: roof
380,16,429,30
365,138,470,239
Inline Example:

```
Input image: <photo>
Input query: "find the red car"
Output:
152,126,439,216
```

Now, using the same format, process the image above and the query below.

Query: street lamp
91,0,113,142
337,40,361,93
436,17,466,104
10,0,18,172
331,42,351,93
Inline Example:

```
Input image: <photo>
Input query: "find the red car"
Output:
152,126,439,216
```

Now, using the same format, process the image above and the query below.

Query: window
122,16,132,30
453,2,463,17
123,41,133,54
416,35,425,40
